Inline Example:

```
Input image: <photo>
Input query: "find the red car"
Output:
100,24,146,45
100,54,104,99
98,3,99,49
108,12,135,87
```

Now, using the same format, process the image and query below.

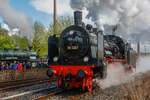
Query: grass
122,72,150,100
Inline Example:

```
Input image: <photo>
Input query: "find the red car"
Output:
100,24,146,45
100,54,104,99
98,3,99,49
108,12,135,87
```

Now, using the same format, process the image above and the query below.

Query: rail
34,88,64,100
0,86,60,100
0,78,49,91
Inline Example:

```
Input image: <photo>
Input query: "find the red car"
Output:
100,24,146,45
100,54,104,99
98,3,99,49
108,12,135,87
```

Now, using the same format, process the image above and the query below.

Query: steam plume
0,0,33,39
70,0,150,41
95,56,150,89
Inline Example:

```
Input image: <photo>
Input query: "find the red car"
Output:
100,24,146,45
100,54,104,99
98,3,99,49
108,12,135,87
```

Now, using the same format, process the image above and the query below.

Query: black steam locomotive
48,11,107,79
104,35,137,69
47,11,137,91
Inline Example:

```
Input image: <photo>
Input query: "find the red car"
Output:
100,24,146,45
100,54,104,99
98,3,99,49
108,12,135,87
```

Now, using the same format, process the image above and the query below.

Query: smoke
136,56,150,73
95,56,150,89
0,0,33,40
70,0,150,41
98,63,133,89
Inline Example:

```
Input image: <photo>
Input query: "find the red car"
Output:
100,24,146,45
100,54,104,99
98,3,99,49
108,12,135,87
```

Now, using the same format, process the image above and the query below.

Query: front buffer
47,65,94,92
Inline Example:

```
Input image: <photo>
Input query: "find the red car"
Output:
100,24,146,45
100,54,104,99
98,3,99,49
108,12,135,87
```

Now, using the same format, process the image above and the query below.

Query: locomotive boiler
47,11,137,92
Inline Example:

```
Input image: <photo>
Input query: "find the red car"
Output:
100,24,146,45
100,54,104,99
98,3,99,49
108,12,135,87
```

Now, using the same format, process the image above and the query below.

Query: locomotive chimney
74,11,82,26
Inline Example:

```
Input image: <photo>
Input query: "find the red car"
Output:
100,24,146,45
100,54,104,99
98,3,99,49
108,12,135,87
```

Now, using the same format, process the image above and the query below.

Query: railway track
0,78,64,100
34,88,64,100
0,78,49,91
0,85,63,100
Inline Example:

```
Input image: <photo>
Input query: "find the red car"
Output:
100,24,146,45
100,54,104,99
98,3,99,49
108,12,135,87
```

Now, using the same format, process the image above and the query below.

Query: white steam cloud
0,0,33,39
136,56,150,73
70,0,150,41
99,63,132,89
96,56,150,89
31,0,73,16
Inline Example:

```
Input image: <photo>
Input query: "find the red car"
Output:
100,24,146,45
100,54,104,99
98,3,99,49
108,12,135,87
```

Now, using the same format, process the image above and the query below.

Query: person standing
17,62,25,80
0,62,2,71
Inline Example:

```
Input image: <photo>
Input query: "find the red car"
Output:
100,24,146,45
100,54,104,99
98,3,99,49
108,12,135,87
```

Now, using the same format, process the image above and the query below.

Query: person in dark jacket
12,61,18,70
0,62,2,71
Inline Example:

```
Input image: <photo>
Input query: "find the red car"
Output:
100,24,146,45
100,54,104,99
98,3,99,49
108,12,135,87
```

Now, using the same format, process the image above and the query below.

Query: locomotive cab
48,34,59,65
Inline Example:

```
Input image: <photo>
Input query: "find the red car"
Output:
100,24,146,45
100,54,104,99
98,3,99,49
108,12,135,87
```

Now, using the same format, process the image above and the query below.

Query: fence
0,68,48,82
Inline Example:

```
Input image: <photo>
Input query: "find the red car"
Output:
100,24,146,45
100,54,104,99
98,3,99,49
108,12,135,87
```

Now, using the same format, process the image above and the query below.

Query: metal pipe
53,0,57,34
137,40,140,56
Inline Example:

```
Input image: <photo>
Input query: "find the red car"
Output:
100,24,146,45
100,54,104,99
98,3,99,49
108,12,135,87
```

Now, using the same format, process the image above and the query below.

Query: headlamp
53,57,58,62
84,57,89,62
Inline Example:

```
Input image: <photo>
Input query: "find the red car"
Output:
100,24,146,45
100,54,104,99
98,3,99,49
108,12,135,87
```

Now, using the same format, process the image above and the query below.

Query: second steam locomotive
47,11,137,92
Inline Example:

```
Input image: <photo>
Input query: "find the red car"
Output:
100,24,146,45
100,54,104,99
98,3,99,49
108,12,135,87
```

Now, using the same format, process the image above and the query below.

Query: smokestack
74,11,82,26
112,25,118,35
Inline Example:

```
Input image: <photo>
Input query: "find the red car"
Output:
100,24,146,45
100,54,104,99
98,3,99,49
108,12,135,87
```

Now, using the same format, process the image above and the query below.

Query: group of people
0,61,32,71
0,60,49,71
